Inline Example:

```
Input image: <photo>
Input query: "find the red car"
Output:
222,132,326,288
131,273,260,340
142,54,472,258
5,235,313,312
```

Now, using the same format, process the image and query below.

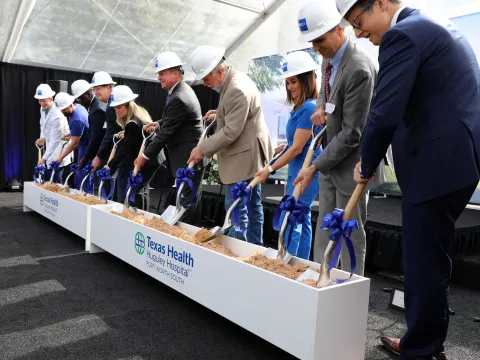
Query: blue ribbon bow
33,165,46,183
321,208,358,284
272,195,310,249
70,163,79,172
96,168,115,200
46,161,61,183
175,167,197,206
230,181,252,230
126,171,143,203
81,165,94,194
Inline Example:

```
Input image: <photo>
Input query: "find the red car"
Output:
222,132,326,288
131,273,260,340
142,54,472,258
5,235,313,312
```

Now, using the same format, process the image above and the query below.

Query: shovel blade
264,248,278,259
160,205,186,225
296,267,320,282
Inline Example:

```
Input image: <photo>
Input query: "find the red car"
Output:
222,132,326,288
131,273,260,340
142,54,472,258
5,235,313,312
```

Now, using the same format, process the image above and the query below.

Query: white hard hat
71,80,91,99
91,71,117,87
34,84,56,99
54,92,75,111
190,45,226,80
109,85,138,107
281,51,320,79
336,0,359,18
155,52,186,73
297,1,343,42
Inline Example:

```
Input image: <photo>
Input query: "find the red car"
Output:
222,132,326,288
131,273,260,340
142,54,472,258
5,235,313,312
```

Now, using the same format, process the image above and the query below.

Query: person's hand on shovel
37,158,46,166
35,138,45,147
293,165,317,194
353,161,375,183
311,106,327,126
143,123,159,133
187,146,204,165
203,110,217,122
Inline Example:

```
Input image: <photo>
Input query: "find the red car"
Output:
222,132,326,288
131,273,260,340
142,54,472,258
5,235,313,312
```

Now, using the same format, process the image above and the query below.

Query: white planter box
90,205,370,360
23,181,110,253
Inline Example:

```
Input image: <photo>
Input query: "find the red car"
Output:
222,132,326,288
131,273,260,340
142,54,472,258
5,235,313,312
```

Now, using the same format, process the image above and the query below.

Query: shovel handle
107,147,117,164
37,150,42,162
291,136,318,199
343,183,367,220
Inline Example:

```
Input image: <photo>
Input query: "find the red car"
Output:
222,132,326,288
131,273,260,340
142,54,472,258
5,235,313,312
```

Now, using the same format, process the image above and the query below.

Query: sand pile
37,183,62,192
240,253,309,280
192,228,213,243
64,194,103,205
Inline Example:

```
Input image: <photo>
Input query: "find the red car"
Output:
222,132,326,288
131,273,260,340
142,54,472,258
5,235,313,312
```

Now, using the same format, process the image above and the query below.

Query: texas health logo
134,232,146,254
40,193,45,207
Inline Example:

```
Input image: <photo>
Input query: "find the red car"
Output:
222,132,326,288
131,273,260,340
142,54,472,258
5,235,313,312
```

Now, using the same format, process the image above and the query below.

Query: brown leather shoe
380,336,400,355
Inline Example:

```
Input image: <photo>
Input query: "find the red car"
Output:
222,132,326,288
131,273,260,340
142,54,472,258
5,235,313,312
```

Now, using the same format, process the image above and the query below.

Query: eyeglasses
352,0,374,29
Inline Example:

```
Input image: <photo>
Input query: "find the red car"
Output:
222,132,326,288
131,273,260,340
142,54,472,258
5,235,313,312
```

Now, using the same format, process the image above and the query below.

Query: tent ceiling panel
12,0,111,70
0,0,23,57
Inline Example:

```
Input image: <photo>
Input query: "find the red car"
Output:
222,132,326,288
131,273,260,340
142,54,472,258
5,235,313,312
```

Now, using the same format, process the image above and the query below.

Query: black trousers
400,183,477,359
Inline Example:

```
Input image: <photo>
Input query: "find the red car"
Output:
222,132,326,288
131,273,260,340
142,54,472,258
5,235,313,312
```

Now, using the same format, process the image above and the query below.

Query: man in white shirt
34,84,72,183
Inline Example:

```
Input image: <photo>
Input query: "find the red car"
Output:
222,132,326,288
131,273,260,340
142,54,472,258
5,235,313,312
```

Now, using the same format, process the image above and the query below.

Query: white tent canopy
2,0,479,83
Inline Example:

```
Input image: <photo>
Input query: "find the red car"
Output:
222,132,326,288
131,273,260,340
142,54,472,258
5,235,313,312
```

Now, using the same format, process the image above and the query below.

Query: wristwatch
268,165,276,175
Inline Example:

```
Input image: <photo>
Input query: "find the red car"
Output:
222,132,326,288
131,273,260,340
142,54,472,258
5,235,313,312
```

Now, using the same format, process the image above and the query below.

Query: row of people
33,0,480,358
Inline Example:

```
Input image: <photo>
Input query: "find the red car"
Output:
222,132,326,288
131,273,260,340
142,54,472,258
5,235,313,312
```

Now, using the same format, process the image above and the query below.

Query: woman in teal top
255,51,322,260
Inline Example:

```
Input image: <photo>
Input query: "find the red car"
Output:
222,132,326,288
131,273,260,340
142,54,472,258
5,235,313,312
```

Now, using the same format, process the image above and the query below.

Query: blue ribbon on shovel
272,195,310,249
126,171,143,203
96,168,115,200
81,165,94,194
48,161,60,183
230,181,252,230
175,167,197,206
321,208,358,284
33,165,46,183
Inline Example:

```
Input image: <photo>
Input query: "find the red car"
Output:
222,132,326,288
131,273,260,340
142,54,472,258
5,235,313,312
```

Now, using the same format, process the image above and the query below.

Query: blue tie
166,93,171,104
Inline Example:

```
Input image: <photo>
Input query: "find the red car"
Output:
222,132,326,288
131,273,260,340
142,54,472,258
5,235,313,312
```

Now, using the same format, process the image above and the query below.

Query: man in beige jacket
188,45,274,245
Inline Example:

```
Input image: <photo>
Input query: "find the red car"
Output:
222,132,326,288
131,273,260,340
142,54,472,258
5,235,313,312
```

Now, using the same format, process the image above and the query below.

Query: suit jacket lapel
329,40,354,101
219,68,235,102
162,82,182,117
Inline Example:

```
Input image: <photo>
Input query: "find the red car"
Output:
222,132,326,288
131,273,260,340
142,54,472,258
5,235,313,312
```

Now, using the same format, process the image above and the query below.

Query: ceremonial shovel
124,130,156,212
296,182,367,288
97,135,123,203
36,144,44,183
194,146,289,245
265,126,326,264
161,119,217,225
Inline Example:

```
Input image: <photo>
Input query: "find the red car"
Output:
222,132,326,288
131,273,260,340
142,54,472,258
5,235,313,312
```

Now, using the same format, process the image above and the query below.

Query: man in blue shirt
54,92,90,164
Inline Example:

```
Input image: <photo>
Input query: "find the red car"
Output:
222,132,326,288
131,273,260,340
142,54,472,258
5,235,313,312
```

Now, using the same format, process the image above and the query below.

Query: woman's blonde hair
116,101,152,129
285,71,319,109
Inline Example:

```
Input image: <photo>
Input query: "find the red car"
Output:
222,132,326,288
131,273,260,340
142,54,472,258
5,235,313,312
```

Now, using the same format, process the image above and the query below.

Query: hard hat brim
90,81,117,88
109,94,139,107
281,66,320,80
193,47,226,80
34,91,56,100
56,97,75,111
155,62,186,74
73,87,91,99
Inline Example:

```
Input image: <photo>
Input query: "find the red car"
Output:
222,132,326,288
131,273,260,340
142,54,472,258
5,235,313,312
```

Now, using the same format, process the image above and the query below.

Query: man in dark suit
340,0,480,359
70,80,106,168
135,52,205,221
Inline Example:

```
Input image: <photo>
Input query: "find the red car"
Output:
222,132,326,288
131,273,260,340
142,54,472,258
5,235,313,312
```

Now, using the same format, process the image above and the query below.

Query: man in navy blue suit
337,0,480,359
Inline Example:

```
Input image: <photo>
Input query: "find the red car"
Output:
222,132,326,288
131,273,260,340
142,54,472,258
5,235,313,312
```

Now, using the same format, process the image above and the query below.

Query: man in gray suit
294,2,385,275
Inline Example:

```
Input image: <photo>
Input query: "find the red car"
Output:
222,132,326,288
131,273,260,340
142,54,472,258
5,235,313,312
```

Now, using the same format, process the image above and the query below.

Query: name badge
326,103,336,114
